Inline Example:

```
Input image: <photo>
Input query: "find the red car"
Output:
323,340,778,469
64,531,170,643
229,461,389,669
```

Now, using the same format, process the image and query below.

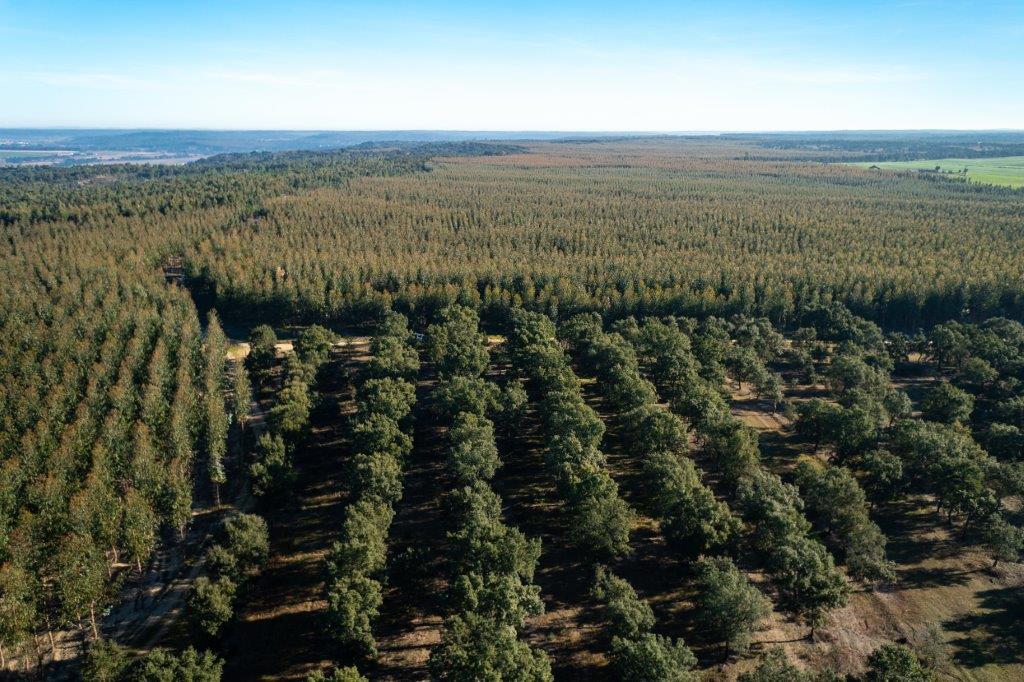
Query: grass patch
852,156,1024,188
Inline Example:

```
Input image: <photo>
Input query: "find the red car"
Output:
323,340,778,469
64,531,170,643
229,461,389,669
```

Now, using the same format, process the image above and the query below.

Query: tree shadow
944,586,1024,668
895,565,976,590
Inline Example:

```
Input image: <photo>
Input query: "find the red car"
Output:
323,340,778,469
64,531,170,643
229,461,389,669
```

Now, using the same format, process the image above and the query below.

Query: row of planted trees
323,312,418,670
611,314,855,637
505,309,635,559
179,323,334,674
423,305,552,680
0,277,242,671
65,310,252,681
558,315,774,670
504,308,715,678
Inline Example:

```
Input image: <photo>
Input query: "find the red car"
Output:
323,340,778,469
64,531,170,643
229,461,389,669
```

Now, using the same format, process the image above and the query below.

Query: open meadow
852,156,1024,188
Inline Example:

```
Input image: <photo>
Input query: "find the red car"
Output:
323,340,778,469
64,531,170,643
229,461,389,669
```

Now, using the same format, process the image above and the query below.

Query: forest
1,135,1023,681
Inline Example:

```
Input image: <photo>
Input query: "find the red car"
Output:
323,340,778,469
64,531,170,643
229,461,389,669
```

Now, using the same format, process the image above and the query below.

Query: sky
0,1,1022,131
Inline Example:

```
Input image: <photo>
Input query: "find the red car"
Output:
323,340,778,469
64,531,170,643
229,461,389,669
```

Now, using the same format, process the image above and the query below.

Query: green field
854,156,1024,188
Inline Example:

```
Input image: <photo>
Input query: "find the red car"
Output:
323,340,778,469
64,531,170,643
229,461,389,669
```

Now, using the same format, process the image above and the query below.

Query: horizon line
3,127,1024,134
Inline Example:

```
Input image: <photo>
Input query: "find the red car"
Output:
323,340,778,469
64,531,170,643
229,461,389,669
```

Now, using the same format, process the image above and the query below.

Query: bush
127,647,224,682
81,638,131,682
307,668,369,682
863,643,933,682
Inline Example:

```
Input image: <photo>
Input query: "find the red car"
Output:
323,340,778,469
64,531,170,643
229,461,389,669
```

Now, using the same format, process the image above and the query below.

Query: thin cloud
755,64,927,85
201,68,346,88
22,71,155,89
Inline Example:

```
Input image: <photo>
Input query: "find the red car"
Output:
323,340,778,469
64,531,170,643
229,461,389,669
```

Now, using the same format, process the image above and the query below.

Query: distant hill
0,129,665,155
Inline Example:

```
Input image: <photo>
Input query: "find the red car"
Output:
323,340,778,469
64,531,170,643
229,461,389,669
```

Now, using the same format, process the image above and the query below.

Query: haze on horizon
1,0,1022,132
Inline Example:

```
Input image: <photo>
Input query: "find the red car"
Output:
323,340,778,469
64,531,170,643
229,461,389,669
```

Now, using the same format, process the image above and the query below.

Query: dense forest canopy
3,136,1023,332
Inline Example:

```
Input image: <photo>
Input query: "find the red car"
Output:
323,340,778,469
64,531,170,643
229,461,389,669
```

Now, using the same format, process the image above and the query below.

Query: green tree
219,513,270,577
246,324,278,376
204,311,229,504
497,379,529,437
357,377,416,422
249,432,293,498
433,375,501,421
325,574,382,656
327,499,394,577
82,638,131,682
427,305,489,378
591,566,655,640
882,390,913,426
0,561,36,669
349,450,403,505
695,556,771,658
429,611,553,682
958,357,998,388
979,514,1023,568
55,532,107,638
609,633,697,682
449,572,543,630
295,324,336,369
187,576,236,638
570,474,634,559
795,460,894,582
352,413,413,462
921,381,974,425
269,366,312,439
367,334,420,381
121,487,158,572
856,449,904,508
231,362,252,430
447,412,501,483
705,420,761,484
774,538,850,638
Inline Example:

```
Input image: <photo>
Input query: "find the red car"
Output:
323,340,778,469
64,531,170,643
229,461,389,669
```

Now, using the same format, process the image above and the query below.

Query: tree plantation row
4,290,1021,678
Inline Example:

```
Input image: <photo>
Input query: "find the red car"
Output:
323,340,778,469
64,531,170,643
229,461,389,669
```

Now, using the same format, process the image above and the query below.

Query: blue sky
1,1,1022,130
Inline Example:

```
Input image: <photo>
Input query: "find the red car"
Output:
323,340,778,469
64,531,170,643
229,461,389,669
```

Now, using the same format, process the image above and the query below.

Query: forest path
370,369,450,681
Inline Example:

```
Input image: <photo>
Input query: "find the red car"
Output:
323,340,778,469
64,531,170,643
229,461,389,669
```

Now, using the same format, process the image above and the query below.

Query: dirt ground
726,361,1024,682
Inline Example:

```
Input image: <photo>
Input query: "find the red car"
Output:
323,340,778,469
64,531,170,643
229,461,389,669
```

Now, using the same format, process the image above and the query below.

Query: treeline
184,323,335,645
729,131,1024,162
